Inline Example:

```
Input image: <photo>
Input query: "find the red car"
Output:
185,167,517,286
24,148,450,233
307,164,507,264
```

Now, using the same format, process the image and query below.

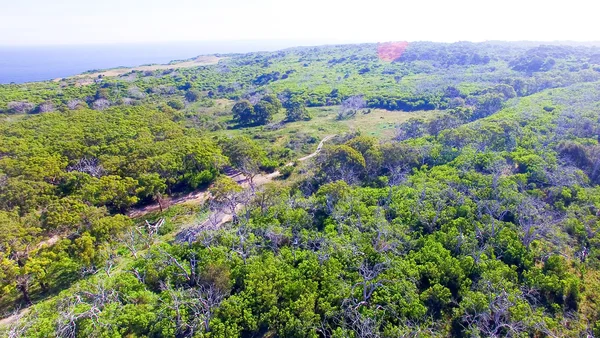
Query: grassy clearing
209,104,439,156
0,113,27,123
59,55,224,80
279,106,438,140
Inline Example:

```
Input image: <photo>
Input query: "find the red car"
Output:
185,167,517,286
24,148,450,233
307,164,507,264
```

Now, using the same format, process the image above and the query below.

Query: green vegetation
231,94,282,126
1,41,600,337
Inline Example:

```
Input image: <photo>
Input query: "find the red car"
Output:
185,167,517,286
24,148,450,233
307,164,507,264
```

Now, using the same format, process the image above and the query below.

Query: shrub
167,99,185,110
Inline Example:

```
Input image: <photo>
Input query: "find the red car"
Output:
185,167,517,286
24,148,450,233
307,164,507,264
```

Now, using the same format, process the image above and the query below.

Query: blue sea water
0,40,331,84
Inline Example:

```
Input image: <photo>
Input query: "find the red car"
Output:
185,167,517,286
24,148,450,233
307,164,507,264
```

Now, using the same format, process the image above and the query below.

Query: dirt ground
55,55,223,81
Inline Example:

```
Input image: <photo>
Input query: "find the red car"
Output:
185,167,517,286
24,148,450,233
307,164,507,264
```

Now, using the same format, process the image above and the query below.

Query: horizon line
2,38,600,48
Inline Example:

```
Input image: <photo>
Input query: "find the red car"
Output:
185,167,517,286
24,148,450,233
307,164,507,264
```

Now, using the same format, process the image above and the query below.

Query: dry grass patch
57,55,224,81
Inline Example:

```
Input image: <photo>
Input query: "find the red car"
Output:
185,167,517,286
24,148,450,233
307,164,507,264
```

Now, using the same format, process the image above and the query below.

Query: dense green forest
1,41,600,337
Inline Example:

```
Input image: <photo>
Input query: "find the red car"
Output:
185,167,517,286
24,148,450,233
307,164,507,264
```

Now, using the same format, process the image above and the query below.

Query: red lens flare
377,41,409,62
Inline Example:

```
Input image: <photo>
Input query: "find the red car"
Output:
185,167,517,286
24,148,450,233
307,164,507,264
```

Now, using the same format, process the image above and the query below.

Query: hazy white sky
1,0,598,45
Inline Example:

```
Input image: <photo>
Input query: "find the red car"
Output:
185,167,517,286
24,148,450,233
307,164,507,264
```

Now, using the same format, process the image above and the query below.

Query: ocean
0,40,335,84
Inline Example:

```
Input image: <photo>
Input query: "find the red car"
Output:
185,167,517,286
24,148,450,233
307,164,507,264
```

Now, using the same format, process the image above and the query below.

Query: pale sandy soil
54,55,223,81
129,135,335,219
0,136,336,326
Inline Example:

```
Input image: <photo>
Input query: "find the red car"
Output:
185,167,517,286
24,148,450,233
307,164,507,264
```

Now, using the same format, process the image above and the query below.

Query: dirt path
0,308,28,329
297,135,336,161
35,235,61,250
175,135,335,242
129,135,335,219
1,137,336,325
127,189,210,218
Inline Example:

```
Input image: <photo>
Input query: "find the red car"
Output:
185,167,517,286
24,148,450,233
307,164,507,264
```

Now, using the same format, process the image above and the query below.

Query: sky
1,0,598,46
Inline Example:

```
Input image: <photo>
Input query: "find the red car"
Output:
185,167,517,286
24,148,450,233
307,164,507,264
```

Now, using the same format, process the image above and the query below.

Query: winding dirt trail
0,308,28,328
128,135,335,218
0,136,336,327
297,135,336,161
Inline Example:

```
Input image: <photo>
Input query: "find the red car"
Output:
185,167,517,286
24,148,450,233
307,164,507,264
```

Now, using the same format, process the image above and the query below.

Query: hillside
1,41,600,337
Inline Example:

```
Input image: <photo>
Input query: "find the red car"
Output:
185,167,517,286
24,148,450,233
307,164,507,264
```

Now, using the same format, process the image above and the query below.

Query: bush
260,159,279,172
279,165,295,178
167,99,185,110
185,89,202,102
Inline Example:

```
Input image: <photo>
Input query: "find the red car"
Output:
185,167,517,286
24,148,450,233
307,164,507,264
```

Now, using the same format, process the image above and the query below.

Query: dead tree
196,228,220,250
263,228,288,253
136,218,165,248
461,287,528,337
372,226,400,255
160,285,192,337
128,266,146,284
516,197,561,248
342,307,381,338
92,99,110,111
160,283,227,337
155,192,165,213
67,99,84,110
230,225,256,264
7,308,35,338
37,101,55,113
413,186,458,234
338,95,366,120
56,281,118,338
384,164,408,187
158,249,200,287
380,164,408,219
187,285,226,333
7,101,35,114
337,166,362,186
239,159,260,190
145,218,165,238
589,146,600,183
209,186,251,224
101,250,118,278
325,195,356,235
340,259,389,336
67,157,105,178
352,261,388,308
119,227,144,258
395,119,426,141
475,199,510,241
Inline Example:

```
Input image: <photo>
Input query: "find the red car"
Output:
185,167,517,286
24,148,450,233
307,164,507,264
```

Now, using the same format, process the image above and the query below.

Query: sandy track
297,135,336,161
0,136,336,325
129,135,335,219
173,135,336,242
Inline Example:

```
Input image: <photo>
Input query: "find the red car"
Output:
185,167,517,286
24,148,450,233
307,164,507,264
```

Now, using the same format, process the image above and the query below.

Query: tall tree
232,100,254,125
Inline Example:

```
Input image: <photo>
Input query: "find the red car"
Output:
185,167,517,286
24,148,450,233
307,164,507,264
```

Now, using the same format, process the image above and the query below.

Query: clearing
211,104,439,154
56,55,223,81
